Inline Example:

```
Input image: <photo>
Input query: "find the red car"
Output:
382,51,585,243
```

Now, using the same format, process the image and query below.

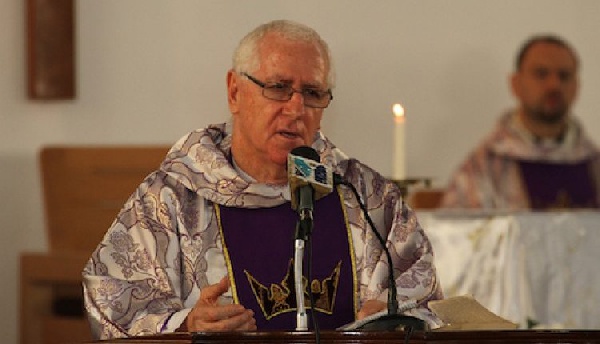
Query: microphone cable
336,177,399,316
337,176,419,344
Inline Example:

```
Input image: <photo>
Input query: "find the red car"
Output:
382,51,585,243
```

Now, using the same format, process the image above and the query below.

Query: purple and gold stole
215,189,358,330
517,159,599,209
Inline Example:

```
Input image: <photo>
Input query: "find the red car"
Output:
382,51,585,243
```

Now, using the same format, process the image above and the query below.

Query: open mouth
279,130,300,139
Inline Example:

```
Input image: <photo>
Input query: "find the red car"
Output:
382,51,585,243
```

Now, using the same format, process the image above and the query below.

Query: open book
339,295,517,331
428,295,518,330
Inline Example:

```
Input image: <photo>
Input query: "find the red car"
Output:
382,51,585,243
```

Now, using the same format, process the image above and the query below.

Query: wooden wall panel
27,0,75,99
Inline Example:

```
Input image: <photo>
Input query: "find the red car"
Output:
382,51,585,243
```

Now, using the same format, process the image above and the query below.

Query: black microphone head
290,146,320,162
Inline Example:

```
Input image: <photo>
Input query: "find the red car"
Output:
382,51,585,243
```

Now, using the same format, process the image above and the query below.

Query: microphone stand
294,207,313,331
288,146,322,332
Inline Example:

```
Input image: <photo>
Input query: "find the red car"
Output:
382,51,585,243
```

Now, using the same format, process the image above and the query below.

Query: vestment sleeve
82,172,189,339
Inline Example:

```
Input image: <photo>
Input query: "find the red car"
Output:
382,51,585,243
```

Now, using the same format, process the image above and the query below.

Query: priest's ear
227,70,241,115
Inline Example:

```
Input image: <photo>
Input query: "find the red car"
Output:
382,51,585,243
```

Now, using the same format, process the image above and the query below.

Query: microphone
287,146,334,331
287,146,334,214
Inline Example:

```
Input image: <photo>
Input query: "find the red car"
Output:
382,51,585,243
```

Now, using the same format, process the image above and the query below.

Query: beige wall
2,1,600,342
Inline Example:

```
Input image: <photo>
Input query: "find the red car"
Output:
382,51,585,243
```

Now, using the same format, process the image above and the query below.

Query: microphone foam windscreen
288,146,334,210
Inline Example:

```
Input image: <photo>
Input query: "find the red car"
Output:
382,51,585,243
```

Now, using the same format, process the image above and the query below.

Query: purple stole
517,159,599,209
216,190,357,330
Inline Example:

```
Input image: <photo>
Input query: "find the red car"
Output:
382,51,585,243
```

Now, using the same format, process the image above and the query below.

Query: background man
442,34,600,209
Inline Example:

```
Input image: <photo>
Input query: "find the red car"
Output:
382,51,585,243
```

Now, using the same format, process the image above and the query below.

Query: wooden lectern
81,330,600,344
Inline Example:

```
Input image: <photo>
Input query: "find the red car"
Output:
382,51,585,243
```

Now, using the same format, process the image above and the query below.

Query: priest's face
227,33,329,181
511,42,578,125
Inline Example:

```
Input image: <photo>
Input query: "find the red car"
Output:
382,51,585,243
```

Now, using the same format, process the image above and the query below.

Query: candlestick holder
391,177,433,199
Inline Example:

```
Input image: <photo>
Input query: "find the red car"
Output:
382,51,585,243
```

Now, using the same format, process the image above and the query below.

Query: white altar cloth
418,211,600,329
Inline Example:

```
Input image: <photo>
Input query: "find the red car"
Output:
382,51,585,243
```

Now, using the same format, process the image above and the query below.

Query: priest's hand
357,299,387,320
182,276,257,332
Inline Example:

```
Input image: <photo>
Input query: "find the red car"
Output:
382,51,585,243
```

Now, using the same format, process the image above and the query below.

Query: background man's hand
184,276,257,332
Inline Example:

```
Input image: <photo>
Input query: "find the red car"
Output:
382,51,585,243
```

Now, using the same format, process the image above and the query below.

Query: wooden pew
20,145,170,344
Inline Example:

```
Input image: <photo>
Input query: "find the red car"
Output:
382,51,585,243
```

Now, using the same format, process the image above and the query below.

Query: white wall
2,1,600,341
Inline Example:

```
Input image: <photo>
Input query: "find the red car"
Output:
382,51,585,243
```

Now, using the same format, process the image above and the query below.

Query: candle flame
393,103,405,123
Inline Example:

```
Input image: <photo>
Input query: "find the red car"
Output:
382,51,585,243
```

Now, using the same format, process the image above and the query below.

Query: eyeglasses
241,73,333,109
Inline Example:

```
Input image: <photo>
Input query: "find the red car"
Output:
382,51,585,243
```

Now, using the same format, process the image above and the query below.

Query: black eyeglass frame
241,72,333,109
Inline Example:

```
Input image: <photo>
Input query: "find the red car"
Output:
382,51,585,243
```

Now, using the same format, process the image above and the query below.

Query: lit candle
392,103,406,181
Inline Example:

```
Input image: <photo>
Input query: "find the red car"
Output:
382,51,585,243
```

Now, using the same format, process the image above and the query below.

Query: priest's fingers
357,299,387,320
230,310,258,331
198,276,230,306
186,303,256,332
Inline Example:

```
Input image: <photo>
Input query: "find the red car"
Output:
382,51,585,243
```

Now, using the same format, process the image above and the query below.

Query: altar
418,210,600,329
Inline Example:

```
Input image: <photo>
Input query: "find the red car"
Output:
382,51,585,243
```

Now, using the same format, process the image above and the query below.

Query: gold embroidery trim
243,259,343,319
335,185,360,317
214,204,241,304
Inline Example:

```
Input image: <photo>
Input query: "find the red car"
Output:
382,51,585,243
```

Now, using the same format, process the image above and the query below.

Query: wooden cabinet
20,252,92,344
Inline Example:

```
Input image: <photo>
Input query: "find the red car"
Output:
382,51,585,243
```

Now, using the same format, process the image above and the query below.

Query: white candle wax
392,104,406,181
